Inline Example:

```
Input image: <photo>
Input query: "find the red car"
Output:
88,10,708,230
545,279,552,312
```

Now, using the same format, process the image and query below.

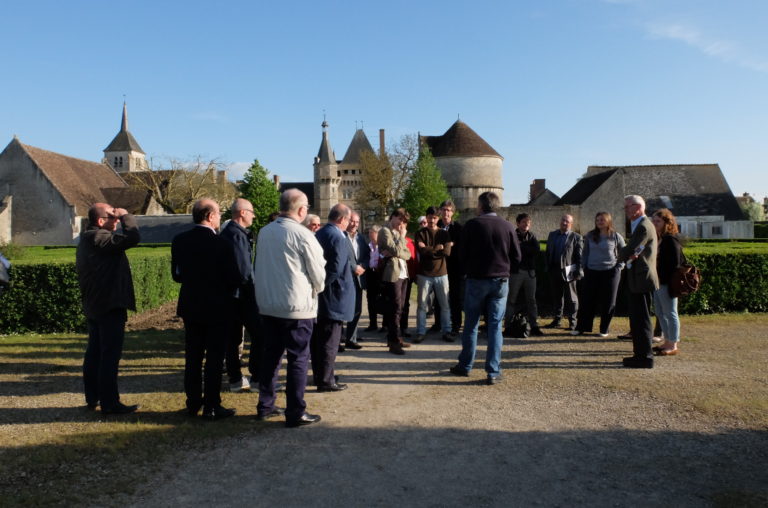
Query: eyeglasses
243,209,255,215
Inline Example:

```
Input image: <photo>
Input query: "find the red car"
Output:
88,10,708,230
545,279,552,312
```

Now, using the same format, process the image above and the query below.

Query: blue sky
2,0,766,205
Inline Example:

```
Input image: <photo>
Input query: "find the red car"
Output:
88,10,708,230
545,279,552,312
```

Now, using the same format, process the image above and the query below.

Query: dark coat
347,231,370,290
76,214,140,319
315,223,355,322
459,214,521,279
171,225,240,323
545,229,583,281
438,219,464,276
220,220,257,301
656,233,684,286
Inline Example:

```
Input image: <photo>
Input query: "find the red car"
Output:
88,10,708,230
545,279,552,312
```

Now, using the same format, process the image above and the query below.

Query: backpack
509,312,530,338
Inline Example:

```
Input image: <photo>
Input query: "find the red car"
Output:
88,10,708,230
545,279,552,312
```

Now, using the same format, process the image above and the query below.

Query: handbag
509,312,530,338
668,252,701,298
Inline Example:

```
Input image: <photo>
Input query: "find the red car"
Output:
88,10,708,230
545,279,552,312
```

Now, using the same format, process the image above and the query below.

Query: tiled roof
19,140,128,216
103,103,145,154
341,129,375,165
420,120,502,158
556,169,618,205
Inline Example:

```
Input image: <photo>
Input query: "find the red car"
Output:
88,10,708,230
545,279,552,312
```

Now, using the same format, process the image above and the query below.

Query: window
712,226,723,235
119,156,123,167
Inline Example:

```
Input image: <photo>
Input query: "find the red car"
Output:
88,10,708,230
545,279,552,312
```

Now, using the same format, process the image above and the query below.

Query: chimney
379,129,385,156
529,179,546,202
273,174,280,189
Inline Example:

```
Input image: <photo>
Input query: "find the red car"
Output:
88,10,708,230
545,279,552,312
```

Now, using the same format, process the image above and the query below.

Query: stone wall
436,155,503,210
0,144,78,245
0,194,11,244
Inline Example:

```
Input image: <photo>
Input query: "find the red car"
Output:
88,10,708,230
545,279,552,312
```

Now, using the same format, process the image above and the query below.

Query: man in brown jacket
76,203,140,415
414,206,454,343
377,208,412,355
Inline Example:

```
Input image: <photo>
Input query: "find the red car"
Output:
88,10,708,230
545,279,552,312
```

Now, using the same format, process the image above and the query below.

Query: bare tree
124,156,237,213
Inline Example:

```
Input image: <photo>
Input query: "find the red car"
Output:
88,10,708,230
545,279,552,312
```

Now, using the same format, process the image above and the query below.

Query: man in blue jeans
449,192,520,385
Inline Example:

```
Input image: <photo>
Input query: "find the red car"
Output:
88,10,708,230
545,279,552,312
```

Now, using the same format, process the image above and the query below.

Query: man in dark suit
544,214,583,331
172,199,240,420
618,195,659,368
311,204,356,392
220,198,260,392
76,203,140,415
342,211,369,351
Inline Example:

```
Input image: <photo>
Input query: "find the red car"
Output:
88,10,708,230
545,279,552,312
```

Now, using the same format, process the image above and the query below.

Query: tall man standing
255,189,326,427
342,211,369,350
618,195,659,368
76,203,140,414
172,199,240,420
544,214,583,331
220,198,260,392
438,200,464,333
414,206,453,343
450,192,520,385
378,208,412,355
311,204,355,392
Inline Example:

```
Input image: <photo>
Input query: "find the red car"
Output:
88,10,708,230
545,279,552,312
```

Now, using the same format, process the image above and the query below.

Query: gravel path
125,320,768,507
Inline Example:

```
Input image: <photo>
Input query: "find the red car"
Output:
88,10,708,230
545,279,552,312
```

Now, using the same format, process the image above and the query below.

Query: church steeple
103,102,147,173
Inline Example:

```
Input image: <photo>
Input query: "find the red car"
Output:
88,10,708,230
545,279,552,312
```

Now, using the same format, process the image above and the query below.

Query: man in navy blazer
172,199,240,420
310,204,356,392
342,211,369,351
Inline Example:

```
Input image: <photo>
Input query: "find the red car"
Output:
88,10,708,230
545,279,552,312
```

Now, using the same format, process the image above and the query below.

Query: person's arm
229,229,254,285
171,237,183,283
619,223,647,263
303,235,327,296
93,212,140,253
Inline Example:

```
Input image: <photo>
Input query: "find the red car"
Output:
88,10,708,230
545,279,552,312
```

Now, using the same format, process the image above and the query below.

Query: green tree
238,159,281,235
399,146,450,231
740,200,765,221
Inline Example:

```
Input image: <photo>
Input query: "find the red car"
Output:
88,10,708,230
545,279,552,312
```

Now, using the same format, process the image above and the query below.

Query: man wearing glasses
220,198,260,393
76,202,140,414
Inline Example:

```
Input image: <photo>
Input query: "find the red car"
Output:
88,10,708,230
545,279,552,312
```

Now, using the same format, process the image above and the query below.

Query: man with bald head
220,198,260,392
545,214,583,330
255,189,326,427
76,202,141,414
310,203,355,392
172,198,240,420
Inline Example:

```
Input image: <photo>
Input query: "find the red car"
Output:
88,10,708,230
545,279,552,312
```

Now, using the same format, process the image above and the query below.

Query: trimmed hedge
0,251,177,334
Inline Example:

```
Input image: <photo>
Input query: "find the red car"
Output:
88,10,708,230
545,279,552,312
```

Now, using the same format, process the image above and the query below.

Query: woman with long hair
651,208,684,355
572,212,625,337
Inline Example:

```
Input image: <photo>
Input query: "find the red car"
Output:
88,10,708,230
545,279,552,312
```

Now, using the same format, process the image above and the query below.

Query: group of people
73,189,685,424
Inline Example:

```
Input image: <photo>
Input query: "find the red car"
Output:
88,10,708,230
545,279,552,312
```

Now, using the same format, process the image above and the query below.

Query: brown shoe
389,344,406,355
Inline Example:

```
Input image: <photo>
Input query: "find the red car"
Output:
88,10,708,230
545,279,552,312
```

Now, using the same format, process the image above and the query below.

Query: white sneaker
598,333,609,338
229,377,251,393
652,336,664,344
570,330,582,336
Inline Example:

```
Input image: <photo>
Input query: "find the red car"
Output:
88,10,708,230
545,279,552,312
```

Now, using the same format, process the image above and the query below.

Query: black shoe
429,323,441,332
286,413,322,428
86,402,99,411
345,340,363,350
530,327,544,337
543,319,561,329
486,375,503,385
317,383,348,392
378,326,387,333
102,403,139,415
449,365,469,377
256,407,286,420
402,331,412,338
364,325,377,332
388,344,406,355
442,332,457,342
568,318,577,331
338,344,346,353
622,356,654,369
186,404,202,416
202,405,236,420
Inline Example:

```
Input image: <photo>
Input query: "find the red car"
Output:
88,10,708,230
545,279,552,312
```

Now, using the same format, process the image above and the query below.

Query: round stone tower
420,120,504,211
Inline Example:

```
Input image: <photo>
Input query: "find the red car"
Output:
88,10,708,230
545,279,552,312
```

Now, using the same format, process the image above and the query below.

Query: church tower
313,119,340,219
103,102,148,173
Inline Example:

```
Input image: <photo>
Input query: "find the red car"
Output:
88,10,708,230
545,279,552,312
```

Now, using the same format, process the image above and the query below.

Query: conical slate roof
341,129,374,165
103,103,145,154
420,120,501,158
316,120,337,164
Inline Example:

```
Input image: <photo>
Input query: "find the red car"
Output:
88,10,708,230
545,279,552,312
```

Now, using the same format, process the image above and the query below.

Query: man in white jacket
255,189,326,427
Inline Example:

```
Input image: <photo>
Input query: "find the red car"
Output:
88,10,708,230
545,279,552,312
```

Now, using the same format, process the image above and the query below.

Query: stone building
103,102,149,173
0,137,157,245
503,164,751,240
420,120,504,211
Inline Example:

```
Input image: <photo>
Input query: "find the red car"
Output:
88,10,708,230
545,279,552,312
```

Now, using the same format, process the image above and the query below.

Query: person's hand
417,241,426,249
111,208,128,218
354,265,365,276
435,244,444,251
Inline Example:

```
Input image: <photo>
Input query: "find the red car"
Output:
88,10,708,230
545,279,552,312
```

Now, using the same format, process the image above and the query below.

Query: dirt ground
122,305,767,507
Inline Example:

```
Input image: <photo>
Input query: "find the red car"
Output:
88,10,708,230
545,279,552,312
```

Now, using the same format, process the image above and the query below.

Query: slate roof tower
103,102,148,173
